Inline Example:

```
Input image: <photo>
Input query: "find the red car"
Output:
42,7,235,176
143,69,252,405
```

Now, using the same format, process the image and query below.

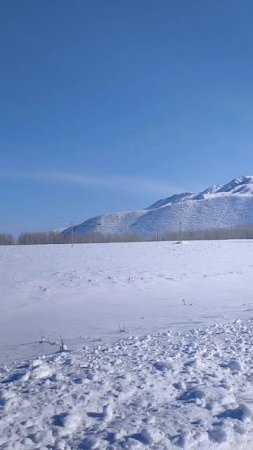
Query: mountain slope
66,176,253,237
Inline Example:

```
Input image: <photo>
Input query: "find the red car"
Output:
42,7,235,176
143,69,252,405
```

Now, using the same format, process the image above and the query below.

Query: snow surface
1,240,253,364
1,240,253,449
67,176,253,236
2,321,253,449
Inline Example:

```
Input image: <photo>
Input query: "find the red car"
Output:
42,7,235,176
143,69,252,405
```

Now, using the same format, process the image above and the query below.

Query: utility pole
71,222,74,248
179,221,182,243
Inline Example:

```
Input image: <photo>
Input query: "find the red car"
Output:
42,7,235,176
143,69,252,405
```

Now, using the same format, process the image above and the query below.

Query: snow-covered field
1,240,253,363
1,240,253,449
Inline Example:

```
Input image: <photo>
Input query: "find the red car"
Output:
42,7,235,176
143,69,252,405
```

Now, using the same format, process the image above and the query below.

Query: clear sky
1,0,253,234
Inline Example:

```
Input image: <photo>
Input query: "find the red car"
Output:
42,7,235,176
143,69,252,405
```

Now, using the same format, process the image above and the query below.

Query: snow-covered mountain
66,176,253,237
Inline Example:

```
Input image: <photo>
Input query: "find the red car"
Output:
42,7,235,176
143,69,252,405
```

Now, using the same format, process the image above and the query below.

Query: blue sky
1,0,253,234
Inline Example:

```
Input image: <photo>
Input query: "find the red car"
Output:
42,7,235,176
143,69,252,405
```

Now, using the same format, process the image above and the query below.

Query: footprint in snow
153,361,173,372
217,404,252,422
2,371,25,384
177,388,205,403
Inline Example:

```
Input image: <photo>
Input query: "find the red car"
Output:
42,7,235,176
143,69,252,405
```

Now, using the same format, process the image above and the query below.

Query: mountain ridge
64,176,253,237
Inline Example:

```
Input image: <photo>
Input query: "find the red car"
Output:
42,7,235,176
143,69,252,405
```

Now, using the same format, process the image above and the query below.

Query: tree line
1,224,253,245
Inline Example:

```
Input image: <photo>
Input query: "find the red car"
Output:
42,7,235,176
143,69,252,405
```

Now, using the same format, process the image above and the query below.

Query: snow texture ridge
65,176,253,237
1,320,253,449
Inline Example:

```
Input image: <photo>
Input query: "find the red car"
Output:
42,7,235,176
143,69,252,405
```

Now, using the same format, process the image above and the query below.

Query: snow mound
2,320,253,449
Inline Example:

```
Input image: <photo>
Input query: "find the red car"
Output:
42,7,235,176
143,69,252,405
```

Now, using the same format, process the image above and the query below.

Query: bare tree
0,234,15,245
15,224,253,245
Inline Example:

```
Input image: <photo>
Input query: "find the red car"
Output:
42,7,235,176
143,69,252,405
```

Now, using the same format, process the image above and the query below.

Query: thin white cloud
0,170,186,197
